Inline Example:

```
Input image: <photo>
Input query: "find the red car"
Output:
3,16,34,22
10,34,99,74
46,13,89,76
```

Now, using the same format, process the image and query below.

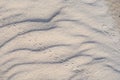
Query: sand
105,0,120,28
0,0,120,80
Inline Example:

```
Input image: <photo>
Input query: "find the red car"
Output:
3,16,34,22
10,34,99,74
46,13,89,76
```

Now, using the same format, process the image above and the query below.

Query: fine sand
0,0,120,80
105,0,120,30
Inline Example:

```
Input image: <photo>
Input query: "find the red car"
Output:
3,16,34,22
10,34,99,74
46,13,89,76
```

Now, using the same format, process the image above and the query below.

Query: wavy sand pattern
0,0,120,80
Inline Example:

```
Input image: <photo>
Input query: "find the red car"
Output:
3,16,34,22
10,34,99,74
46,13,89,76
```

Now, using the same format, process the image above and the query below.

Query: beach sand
105,0,120,30
0,0,120,80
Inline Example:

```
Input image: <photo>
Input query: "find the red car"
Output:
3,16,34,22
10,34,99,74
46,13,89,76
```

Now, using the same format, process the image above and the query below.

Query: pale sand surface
0,0,120,80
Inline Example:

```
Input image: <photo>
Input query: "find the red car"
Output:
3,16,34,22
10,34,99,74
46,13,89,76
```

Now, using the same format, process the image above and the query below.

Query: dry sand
0,0,120,80
105,0,120,30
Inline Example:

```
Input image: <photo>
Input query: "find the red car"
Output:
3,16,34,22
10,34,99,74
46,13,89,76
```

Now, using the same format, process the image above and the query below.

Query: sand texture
105,0,120,31
0,0,120,80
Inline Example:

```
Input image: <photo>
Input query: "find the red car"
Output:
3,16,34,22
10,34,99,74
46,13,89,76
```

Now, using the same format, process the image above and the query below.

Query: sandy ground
105,0,120,30
0,0,120,80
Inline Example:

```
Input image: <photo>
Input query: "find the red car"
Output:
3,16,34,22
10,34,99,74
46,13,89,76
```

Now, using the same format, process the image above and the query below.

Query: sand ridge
0,0,120,80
